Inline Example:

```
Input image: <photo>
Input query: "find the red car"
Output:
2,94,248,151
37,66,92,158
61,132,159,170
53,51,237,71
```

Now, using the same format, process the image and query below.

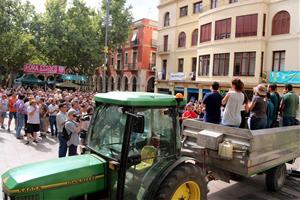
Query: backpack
62,123,72,141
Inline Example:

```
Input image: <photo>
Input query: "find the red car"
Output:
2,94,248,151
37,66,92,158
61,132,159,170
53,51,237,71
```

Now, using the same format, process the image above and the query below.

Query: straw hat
254,84,267,96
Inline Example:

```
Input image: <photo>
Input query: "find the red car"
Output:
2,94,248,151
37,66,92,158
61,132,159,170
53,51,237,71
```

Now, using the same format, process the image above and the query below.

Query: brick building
95,18,158,92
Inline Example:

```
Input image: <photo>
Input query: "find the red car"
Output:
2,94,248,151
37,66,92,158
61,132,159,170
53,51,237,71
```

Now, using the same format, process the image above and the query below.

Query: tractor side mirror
132,114,144,133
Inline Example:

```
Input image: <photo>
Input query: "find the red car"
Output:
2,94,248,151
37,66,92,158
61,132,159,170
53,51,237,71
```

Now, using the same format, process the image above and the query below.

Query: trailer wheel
155,163,208,200
265,164,287,191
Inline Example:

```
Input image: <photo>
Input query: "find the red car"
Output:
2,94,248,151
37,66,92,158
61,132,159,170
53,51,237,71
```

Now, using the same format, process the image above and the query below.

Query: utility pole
103,0,110,93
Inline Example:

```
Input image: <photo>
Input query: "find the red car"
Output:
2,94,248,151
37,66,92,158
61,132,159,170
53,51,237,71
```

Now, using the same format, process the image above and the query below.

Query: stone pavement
0,125,299,200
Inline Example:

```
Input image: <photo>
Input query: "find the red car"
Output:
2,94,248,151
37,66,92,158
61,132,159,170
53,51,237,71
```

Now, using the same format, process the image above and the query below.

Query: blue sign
270,71,300,84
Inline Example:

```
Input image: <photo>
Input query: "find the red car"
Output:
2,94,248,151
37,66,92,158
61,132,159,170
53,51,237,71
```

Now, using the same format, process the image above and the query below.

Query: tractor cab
86,92,185,199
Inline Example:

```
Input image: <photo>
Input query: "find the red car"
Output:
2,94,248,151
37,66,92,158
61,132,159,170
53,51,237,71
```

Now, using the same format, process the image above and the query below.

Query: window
260,52,264,77
133,51,138,64
263,14,266,36
178,32,186,47
162,60,167,80
192,57,197,80
191,29,199,46
272,11,290,35
111,57,114,66
234,52,256,76
213,53,230,76
180,6,188,17
236,14,258,37
163,35,168,51
215,18,231,40
272,51,285,71
200,23,211,43
229,0,238,3
124,52,128,65
198,55,210,76
178,58,184,72
151,52,156,66
193,1,203,13
211,0,217,9
164,12,170,27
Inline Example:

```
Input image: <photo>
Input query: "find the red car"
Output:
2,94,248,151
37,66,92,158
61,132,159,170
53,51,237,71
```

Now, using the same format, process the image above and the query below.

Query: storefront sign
24,64,65,75
170,73,185,81
269,71,300,84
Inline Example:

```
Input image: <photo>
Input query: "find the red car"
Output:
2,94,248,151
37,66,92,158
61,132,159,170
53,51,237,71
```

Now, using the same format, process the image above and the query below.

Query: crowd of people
0,86,94,157
0,80,299,159
182,79,299,130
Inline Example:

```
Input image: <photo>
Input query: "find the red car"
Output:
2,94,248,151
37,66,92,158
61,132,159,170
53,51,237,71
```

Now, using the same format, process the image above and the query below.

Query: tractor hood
2,154,106,195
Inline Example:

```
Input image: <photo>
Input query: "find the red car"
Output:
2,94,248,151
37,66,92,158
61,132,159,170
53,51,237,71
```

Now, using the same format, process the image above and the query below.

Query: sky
25,0,159,21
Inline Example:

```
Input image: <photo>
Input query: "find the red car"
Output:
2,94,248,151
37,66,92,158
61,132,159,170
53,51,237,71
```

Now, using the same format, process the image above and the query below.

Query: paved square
0,125,299,200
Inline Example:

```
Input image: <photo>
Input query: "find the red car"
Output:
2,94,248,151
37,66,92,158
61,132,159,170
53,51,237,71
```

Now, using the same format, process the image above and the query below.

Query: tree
101,0,133,50
0,0,37,86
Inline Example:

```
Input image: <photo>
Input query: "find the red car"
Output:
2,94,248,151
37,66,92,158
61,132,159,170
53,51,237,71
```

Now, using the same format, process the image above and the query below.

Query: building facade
95,18,158,92
156,0,300,100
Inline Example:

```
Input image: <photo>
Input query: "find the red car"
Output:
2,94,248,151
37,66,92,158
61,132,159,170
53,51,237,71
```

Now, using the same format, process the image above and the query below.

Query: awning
187,88,199,94
62,74,87,81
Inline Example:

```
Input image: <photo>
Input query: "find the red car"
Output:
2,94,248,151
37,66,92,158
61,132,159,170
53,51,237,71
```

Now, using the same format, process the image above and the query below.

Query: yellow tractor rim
171,181,200,200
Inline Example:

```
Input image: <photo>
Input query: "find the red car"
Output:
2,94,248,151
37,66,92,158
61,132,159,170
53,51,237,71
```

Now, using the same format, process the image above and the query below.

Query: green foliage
0,0,133,79
101,0,133,50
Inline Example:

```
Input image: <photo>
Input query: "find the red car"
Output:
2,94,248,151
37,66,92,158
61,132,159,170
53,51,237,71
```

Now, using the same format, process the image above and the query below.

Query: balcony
158,45,171,55
149,63,156,70
131,40,139,48
151,39,158,47
128,63,138,70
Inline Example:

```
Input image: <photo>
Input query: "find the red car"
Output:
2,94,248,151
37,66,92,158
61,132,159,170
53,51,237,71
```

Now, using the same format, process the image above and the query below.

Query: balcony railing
158,45,171,54
151,39,158,47
131,40,139,47
128,63,137,70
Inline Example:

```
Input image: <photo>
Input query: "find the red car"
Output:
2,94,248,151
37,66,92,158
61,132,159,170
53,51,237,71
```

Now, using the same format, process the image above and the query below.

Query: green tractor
2,92,208,200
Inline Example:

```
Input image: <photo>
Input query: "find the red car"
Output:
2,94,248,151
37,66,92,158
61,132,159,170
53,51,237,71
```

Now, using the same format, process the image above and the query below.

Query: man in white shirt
48,98,58,137
26,99,40,144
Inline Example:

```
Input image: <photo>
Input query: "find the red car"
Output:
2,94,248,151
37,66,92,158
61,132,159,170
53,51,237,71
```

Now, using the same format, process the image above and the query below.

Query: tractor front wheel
155,163,208,200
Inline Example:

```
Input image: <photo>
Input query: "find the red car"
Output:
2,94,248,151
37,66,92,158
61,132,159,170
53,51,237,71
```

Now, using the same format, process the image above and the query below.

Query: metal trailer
182,120,300,191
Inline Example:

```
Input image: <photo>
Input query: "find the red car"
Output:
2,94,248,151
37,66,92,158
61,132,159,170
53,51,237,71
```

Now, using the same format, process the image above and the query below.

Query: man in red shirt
8,92,17,132
182,102,198,120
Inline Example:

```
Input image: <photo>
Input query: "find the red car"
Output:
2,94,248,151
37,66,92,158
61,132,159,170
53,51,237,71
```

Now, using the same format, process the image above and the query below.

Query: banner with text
24,64,66,75
269,71,300,84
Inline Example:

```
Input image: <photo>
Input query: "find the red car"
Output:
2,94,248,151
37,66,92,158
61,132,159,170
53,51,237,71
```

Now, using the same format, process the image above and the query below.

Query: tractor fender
143,156,203,200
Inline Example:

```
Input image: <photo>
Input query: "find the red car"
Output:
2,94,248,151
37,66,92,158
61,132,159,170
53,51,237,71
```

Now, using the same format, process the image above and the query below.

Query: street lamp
103,0,111,93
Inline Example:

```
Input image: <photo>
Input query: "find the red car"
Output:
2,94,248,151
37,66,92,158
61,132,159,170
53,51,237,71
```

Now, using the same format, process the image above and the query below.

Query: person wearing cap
280,84,299,126
26,99,40,144
182,102,198,120
248,84,268,130
65,110,81,156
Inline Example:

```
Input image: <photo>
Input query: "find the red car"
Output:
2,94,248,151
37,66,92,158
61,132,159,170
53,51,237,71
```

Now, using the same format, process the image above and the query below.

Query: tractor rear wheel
155,163,208,200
